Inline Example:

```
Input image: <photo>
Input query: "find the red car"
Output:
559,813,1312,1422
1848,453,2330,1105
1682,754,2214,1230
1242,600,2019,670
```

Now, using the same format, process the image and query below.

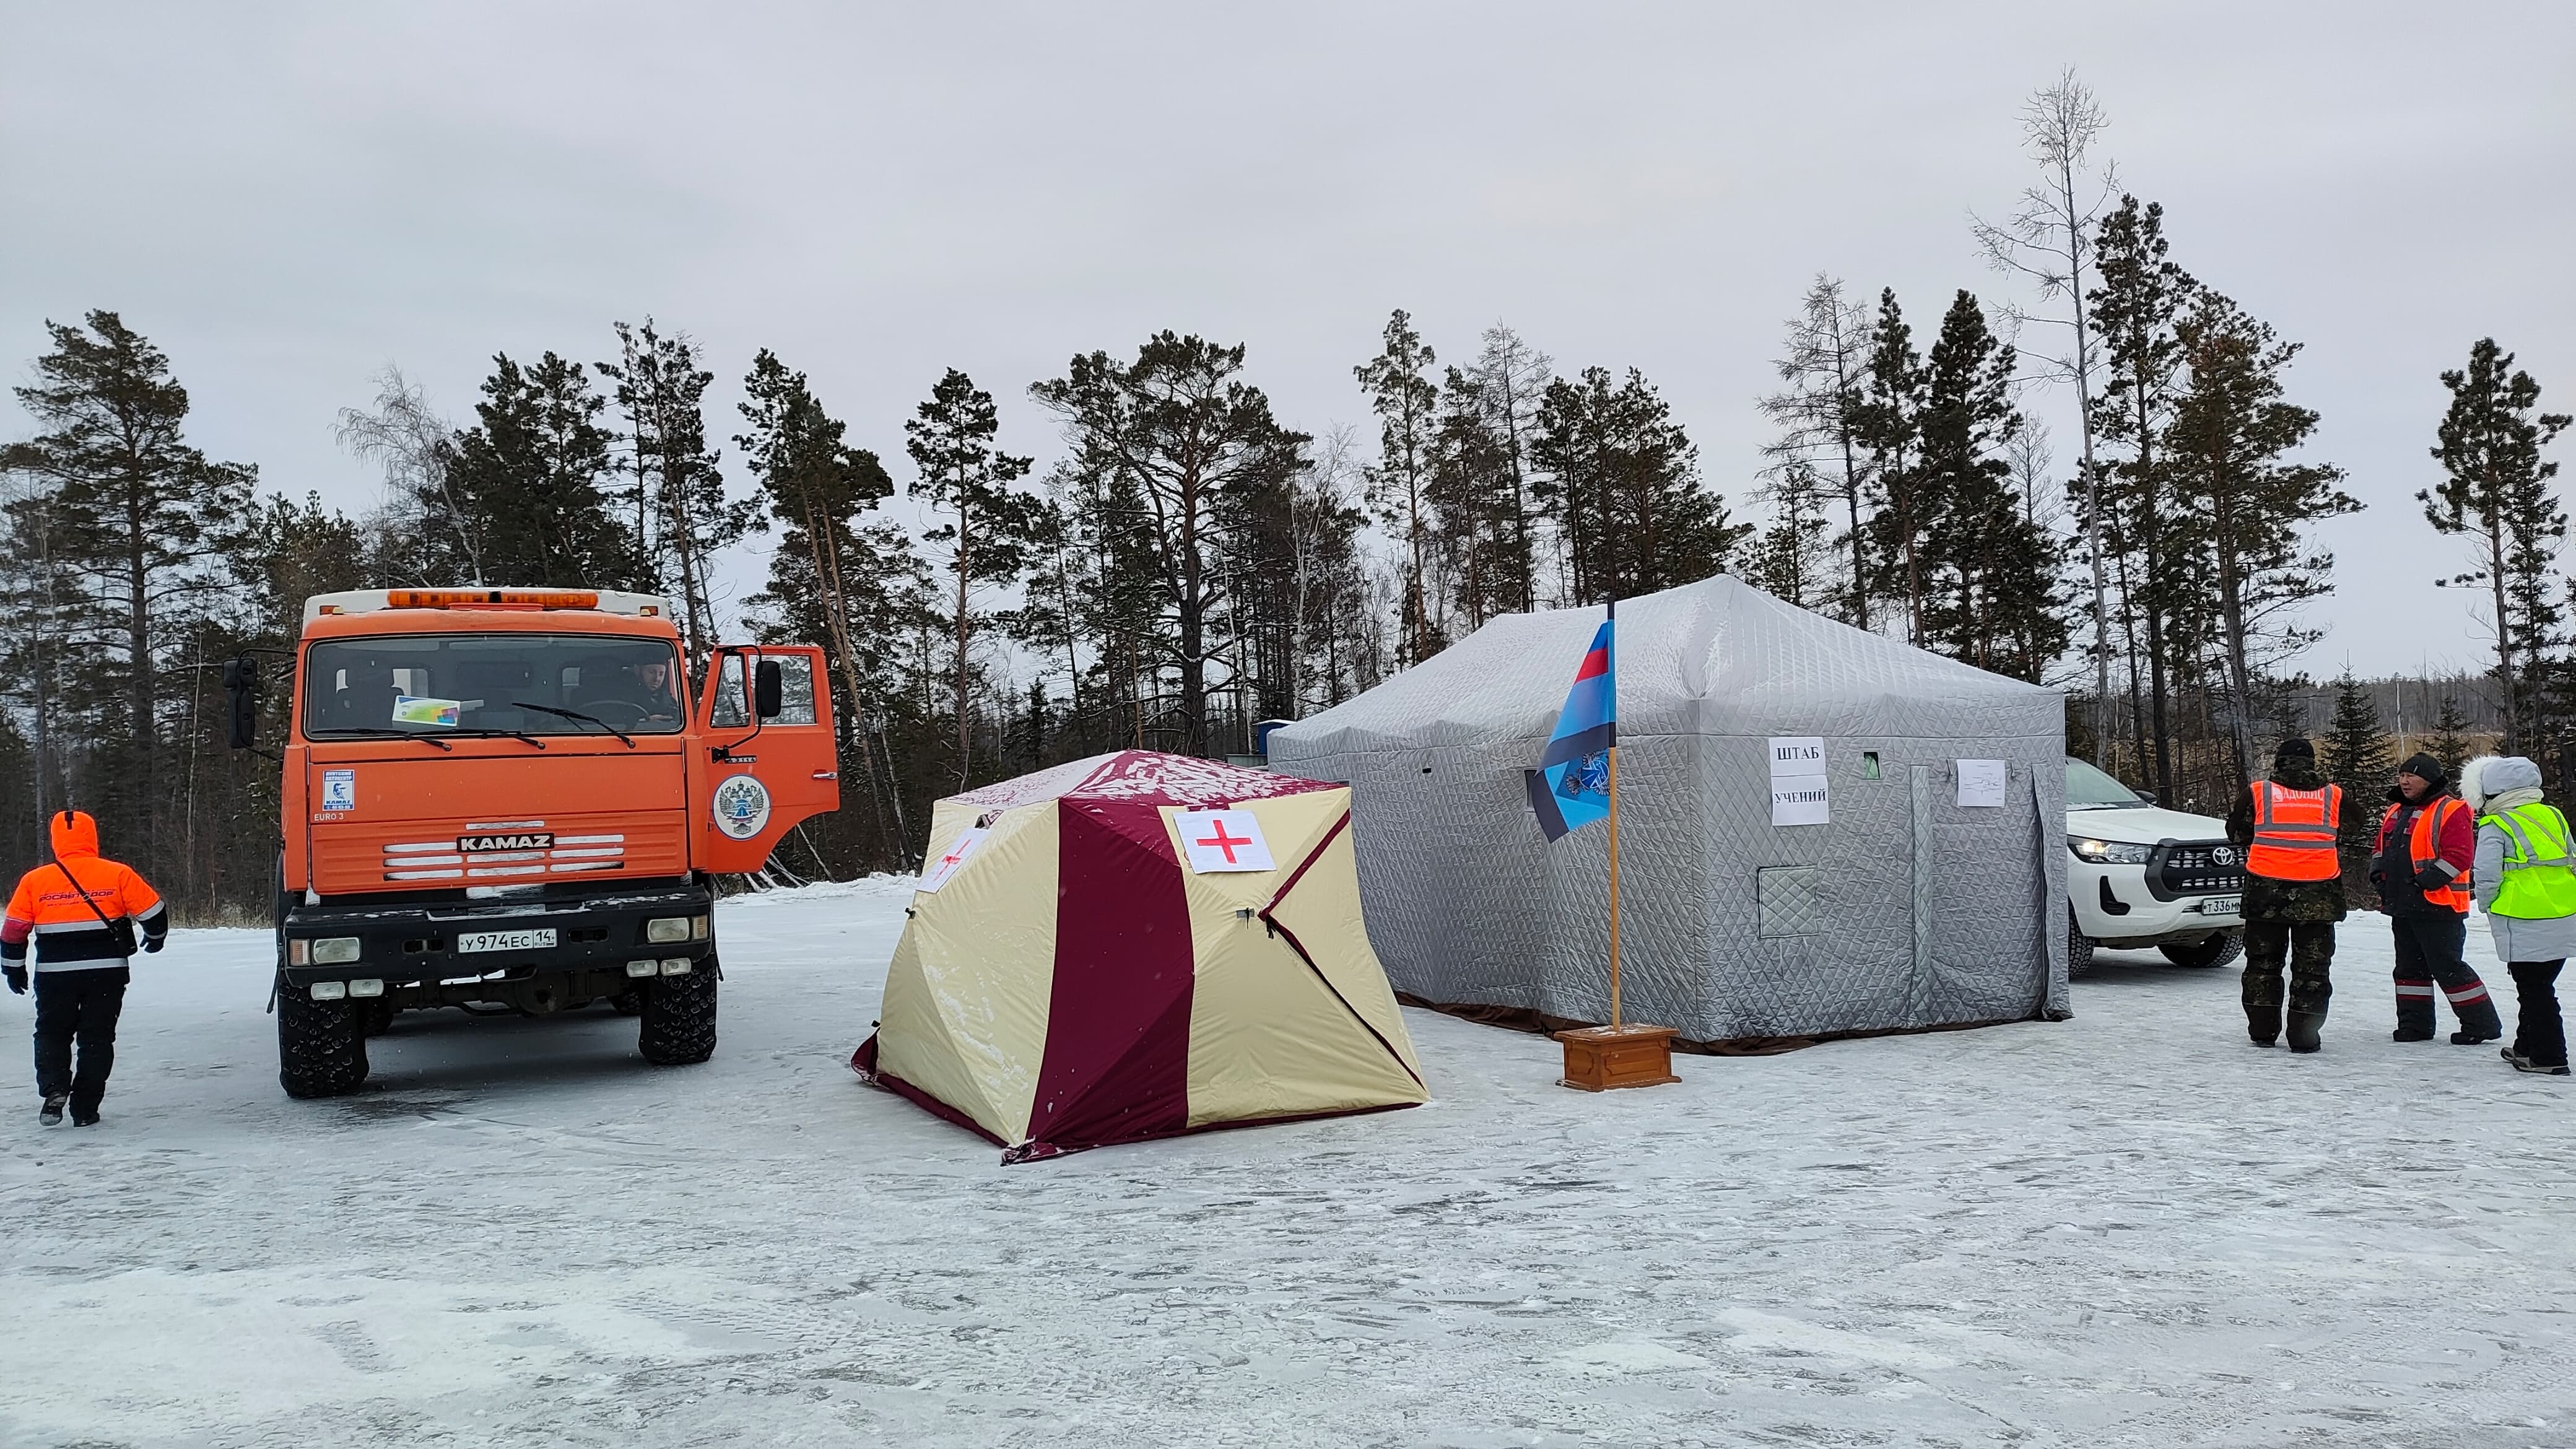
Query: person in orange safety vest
2371,752,2502,1045
1,811,170,1126
2226,738,2347,1052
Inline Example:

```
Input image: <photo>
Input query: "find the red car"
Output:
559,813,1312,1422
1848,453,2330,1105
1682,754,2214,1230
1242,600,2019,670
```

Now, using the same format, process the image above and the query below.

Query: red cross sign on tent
916,825,990,892
1175,809,1274,873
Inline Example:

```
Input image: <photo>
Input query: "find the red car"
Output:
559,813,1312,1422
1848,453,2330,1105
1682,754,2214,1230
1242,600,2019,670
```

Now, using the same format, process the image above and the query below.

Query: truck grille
2157,842,2245,897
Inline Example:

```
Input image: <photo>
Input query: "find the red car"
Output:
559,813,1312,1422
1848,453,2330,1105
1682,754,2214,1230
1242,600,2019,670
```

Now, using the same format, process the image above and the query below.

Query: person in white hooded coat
2463,754,2575,1074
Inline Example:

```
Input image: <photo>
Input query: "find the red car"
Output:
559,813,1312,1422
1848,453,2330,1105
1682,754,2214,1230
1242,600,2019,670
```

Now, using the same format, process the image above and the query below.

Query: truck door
688,645,842,873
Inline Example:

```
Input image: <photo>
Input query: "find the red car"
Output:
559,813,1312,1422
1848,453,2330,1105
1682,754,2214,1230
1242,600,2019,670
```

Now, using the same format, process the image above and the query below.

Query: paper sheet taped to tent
851,751,1427,1162
1267,575,2069,1044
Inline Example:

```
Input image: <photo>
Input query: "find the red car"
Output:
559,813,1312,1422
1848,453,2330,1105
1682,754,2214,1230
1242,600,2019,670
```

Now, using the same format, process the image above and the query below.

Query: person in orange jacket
1,811,169,1126
2370,753,2502,1045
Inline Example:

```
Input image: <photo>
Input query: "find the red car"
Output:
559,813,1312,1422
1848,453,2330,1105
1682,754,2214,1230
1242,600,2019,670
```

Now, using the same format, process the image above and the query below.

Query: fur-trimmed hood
2461,754,2544,813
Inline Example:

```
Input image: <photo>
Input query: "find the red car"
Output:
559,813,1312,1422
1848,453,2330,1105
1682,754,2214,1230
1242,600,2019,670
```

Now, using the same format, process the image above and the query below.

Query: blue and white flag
1524,610,1615,842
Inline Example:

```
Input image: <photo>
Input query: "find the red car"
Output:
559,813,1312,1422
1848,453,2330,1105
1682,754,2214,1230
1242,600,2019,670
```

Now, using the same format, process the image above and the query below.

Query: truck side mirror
222,655,258,750
754,659,784,721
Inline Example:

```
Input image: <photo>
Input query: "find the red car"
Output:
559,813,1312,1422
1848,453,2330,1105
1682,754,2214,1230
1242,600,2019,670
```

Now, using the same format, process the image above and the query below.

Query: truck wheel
357,998,397,1037
278,986,371,1099
2065,910,2096,980
2160,933,2243,969
638,966,718,1066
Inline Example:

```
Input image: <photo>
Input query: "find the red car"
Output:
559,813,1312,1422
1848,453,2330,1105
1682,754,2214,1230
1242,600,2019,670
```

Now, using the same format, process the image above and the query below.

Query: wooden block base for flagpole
1554,1024,1681,1091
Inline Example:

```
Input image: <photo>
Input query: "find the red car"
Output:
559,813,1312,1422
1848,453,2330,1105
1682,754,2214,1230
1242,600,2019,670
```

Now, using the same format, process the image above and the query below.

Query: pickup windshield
2066,757,2146,809
303,633,685,739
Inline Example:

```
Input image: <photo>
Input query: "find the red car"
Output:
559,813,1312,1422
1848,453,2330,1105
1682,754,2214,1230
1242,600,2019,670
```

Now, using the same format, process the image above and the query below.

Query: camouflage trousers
2243,920,2334,1017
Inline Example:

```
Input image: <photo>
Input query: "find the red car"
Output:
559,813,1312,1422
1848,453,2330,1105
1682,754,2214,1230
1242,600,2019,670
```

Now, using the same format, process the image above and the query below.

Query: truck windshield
303,634,686,739
2066,757,2146,809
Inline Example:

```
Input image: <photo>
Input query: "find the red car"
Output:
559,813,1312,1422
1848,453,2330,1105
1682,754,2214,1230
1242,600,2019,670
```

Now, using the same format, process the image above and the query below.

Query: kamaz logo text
459,832,555,852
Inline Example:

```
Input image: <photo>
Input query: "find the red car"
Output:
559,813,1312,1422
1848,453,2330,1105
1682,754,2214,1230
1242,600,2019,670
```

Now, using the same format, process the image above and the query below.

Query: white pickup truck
2064,757,2245,977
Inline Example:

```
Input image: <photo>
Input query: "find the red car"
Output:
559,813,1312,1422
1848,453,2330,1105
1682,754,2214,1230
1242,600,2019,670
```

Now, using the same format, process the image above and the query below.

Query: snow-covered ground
2,881,2570,1449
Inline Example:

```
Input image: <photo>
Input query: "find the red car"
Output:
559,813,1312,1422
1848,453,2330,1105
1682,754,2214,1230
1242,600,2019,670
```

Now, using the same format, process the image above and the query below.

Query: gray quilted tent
1266,575,2069,1045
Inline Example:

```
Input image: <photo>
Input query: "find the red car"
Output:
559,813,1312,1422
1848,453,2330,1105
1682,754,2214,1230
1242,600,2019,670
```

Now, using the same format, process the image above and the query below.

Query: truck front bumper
279,882,715,994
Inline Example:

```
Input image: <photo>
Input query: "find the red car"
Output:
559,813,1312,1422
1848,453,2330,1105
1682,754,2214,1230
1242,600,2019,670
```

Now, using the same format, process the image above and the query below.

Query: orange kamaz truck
224,588,838,1098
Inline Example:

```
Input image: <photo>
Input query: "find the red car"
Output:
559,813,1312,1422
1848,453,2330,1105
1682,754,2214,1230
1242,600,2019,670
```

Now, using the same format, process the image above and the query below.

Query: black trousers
32,967,128,1116
2390,913,2502,1037
2510,960,2567,1068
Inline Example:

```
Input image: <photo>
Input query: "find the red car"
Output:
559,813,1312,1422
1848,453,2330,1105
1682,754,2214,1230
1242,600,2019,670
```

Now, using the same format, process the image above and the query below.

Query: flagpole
1604,596,1621,1030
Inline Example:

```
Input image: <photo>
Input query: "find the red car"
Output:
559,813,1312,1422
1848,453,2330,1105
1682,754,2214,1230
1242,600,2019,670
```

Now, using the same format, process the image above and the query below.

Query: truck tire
2160,932,2244,969
358,998,397,1037
2065,910,2096,980
638,967,718,1066
278,986,371,1099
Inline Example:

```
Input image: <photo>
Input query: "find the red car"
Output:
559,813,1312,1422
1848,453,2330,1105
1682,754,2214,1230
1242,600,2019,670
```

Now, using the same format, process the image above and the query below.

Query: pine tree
600,320,759,665
1749,461,1834,610
1030,333,1308,758
1453,324,1551,616
0,310,255,874
908,368,1040,784
2165,287,2360,784
2429,692,2474,784
2088,195,2204,799
738,349,915,866
2321,670,2389,856
1354,310,1443,663
1533,366,1748,604
2420,337,2572,754
441,352,643,590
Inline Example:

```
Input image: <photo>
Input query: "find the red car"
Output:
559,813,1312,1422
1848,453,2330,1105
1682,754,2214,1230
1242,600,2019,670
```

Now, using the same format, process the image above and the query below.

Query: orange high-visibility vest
2247,781,2342,881
2382,795,2473,913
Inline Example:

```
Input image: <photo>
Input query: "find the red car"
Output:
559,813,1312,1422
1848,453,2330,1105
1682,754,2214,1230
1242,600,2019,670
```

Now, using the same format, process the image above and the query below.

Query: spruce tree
907,368,1040,785
1533,366,1747,603
2429,693,2474,785
1853,290,1930,641
2420,337,2572,754
2321,670,2389,856
1912,290,2063,679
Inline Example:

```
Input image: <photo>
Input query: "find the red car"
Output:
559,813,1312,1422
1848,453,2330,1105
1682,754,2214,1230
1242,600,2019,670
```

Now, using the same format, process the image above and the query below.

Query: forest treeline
1,77,2563,916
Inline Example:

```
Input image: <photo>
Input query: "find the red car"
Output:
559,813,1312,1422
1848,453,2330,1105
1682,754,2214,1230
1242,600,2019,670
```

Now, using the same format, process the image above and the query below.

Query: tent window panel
1757,866,1825,939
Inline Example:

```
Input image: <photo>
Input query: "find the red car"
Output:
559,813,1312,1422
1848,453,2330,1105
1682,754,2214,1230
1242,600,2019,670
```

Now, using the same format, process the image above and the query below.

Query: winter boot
2287,1011,2326,1055
2511,1053,2570,1077
38,1094,66,1126
2246,1001,2282,1048
2453,1027,2503,1045
2395,978,2437,1041
71,1109,100,1127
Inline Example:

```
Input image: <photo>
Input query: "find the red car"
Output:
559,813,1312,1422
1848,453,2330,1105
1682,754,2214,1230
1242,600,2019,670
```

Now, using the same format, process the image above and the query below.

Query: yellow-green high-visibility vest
2482,800,2576,919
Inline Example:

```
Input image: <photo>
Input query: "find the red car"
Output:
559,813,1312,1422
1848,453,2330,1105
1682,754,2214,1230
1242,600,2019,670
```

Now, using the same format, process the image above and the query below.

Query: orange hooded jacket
2,811,168,972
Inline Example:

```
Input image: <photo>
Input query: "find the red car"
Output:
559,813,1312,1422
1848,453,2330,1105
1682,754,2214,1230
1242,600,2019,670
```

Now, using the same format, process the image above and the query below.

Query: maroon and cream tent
852,751,1427,1162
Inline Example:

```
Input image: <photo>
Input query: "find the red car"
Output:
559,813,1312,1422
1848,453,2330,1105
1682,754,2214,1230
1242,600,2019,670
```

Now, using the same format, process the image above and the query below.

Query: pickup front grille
2156,842,2245,899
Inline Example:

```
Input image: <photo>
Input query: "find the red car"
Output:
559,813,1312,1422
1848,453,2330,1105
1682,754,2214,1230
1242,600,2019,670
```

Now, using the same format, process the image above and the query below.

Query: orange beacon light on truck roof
303,588,667,620
385,588,599,609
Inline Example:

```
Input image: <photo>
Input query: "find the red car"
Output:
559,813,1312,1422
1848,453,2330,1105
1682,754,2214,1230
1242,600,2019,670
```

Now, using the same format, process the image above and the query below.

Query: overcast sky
5,3,2570,683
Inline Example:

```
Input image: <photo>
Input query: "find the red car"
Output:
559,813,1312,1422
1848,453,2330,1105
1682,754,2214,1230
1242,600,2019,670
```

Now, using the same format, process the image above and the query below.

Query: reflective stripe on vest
2401,796,2473,913
2247,780,2342,881
2482,801,2576,920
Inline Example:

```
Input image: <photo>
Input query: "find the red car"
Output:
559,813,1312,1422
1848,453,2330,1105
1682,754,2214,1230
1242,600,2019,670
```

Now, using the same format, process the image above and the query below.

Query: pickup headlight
2069,837,2155,864
645,916,692,944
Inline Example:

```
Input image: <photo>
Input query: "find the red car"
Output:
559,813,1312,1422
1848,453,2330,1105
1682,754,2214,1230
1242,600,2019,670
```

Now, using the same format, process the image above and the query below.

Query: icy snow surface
3,880,2570,1448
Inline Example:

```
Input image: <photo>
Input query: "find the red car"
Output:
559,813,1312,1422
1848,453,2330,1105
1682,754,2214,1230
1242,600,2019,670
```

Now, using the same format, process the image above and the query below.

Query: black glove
144,936,164,954
2413,864,2451,891
4,965,24,994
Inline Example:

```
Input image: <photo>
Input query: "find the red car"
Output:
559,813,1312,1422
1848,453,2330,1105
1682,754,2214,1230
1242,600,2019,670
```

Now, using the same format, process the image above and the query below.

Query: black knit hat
2399,752,2446,786
2274,737,2315,765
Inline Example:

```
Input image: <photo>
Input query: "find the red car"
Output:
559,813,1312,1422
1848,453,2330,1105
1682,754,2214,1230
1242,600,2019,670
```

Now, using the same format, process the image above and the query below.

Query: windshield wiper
448,727,547,751
311,726,453,752
510,701,636,749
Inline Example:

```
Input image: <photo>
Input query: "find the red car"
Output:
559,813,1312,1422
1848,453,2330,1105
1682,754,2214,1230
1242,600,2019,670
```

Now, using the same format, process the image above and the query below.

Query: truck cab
237,588,838,1098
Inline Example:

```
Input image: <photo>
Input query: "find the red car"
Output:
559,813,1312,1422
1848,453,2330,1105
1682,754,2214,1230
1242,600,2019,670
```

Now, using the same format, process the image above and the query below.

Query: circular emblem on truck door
712,774,772,840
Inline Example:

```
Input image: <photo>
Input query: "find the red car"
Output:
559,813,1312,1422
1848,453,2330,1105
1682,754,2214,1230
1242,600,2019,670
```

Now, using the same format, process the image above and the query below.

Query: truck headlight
2069,837,2154,865
645,916,692,944
310,981,348,1001
312,937,362,964
659,958,692,976
625,959,659,978
349,978,384,998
